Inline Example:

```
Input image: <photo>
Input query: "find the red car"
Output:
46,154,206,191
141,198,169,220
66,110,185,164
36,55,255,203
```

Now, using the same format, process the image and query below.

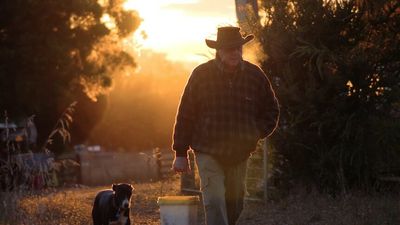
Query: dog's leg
122,208,131,225
92,195,102,225
113,208,130,225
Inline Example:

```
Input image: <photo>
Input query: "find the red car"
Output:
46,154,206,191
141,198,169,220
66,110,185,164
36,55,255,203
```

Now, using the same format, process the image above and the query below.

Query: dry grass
0,175,181,225
1,176,399,225
238,189,400,225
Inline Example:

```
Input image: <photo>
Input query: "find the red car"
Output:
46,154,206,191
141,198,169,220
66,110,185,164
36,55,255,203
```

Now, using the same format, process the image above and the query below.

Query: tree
251,0,400,192
0,0,140,150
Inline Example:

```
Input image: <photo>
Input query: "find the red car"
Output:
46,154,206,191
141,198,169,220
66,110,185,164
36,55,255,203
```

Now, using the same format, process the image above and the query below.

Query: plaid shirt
173,59,279,164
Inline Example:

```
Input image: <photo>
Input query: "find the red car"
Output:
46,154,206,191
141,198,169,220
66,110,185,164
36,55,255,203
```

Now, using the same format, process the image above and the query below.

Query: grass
1,175,399,225
0,175,181,225
238,188,400,225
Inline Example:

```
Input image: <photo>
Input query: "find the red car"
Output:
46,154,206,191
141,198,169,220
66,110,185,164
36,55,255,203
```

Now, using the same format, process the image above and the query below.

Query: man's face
218,46,243,68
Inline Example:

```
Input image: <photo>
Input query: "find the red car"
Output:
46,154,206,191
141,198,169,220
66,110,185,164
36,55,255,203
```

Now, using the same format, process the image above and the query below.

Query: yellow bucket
157,196,200,225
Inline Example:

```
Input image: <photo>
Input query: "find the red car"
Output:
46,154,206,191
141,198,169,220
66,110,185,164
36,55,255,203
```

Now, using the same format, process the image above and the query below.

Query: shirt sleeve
172,69,200,157
257,70,280,138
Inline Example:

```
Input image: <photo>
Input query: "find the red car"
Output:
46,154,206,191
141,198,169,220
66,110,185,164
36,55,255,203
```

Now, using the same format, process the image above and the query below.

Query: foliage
41,101,77,153
0,0,140,148
252,0,400,192
0,102,77,191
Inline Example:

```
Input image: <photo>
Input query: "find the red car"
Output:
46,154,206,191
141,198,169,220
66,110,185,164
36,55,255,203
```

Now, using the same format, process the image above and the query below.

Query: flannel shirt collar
214,57,244,75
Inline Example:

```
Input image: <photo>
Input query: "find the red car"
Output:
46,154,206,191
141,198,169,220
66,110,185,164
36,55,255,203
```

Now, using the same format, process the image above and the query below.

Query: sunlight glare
100,13,116,30
123,0,237,64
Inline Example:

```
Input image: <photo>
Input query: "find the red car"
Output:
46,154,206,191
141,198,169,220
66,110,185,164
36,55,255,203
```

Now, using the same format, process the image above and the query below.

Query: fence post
180,150,200,194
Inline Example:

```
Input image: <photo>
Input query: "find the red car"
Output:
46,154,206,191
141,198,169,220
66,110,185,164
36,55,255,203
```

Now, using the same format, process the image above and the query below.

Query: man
172,26,279,225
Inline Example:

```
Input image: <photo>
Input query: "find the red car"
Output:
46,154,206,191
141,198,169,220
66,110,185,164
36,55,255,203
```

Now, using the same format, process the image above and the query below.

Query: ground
1,175,399,225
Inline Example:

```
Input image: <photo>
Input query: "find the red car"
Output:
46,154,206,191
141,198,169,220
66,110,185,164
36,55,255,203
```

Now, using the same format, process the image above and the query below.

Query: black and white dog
92,183,134,225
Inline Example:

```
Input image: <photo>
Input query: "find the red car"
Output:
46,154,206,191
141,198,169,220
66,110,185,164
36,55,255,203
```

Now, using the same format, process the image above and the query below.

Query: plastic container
157,195,200,225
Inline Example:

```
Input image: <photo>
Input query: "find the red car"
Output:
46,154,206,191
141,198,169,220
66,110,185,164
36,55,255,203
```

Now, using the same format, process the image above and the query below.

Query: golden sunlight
123,0,237,64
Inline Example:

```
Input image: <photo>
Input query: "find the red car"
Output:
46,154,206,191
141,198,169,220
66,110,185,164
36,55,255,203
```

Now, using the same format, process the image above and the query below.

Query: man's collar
214,57,244,74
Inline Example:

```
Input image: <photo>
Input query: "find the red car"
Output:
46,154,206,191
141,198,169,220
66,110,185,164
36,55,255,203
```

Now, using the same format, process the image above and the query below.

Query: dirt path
3,175,400,225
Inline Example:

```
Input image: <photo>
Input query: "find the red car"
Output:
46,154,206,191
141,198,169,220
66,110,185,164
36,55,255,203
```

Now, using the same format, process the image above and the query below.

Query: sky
124,0,238,65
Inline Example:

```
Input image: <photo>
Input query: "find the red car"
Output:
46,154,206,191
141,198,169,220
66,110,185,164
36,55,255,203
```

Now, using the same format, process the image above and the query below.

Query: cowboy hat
205,26,254,49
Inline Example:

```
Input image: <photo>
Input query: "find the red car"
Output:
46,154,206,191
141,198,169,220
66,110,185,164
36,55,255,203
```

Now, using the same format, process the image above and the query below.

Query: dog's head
112,183,134,209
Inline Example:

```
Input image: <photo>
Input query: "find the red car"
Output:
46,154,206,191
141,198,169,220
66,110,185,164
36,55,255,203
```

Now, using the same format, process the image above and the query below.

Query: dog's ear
112,184,117,191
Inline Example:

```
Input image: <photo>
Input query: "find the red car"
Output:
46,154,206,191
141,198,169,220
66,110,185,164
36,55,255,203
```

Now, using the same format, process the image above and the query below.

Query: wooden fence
157,148,175,179
246,139,267,201
78,151,158,186
77,145,268,201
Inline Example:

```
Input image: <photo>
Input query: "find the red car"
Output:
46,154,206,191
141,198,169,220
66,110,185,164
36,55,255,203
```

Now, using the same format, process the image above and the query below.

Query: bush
251,0,400,193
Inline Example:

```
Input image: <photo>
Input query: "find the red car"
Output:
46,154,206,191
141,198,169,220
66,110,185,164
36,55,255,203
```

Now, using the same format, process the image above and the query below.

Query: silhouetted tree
0,0,140,150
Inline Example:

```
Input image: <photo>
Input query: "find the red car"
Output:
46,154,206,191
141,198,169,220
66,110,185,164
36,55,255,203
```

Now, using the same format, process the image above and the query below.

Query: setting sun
123,0,237,64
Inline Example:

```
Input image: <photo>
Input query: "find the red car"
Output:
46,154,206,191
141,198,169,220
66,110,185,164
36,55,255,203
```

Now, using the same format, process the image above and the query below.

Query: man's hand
172,156,191,173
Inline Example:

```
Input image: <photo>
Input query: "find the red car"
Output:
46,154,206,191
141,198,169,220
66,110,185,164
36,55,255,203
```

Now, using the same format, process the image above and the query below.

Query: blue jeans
195,152,248,225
